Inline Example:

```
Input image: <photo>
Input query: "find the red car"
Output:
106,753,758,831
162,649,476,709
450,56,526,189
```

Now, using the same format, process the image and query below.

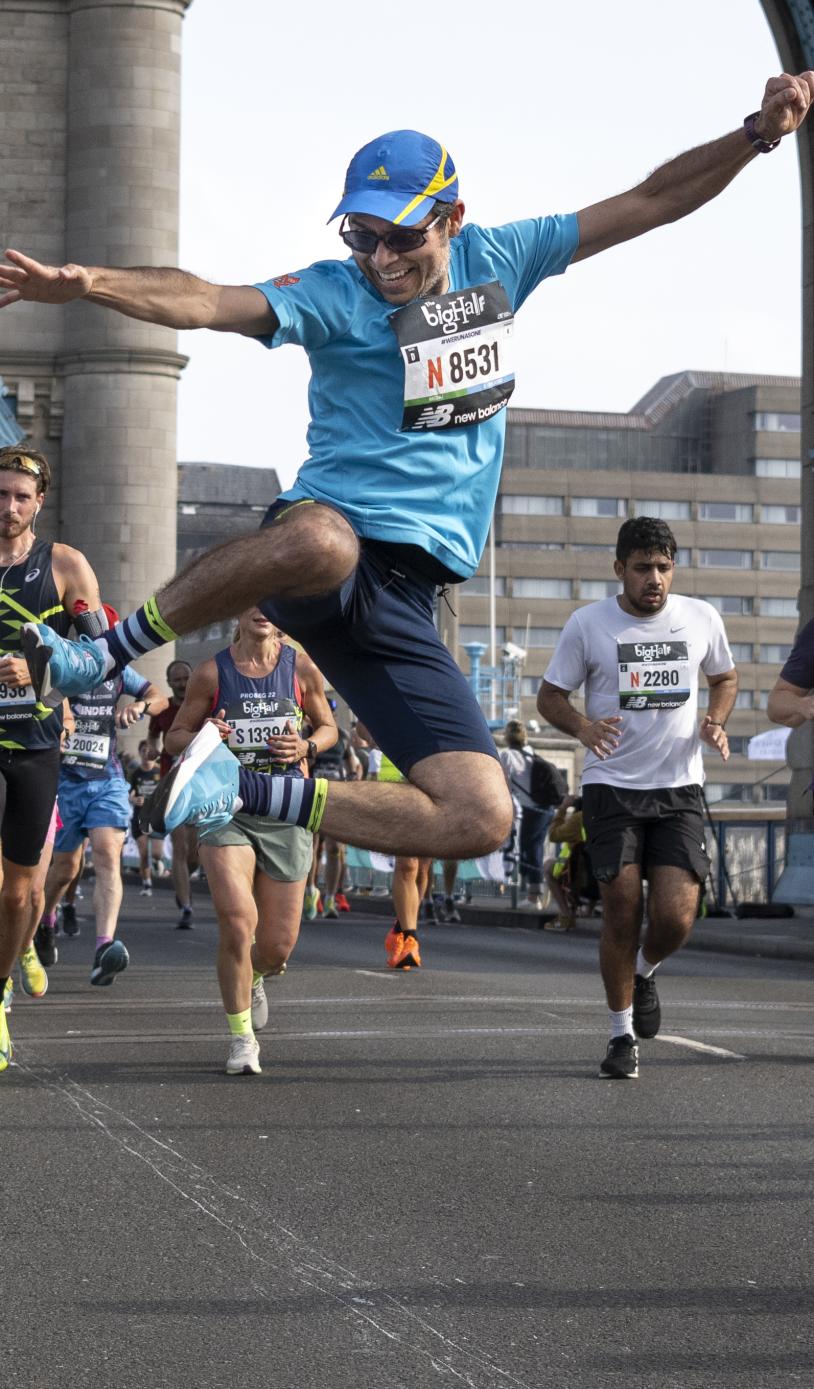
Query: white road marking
13,1056,536,1389
657,1033,747,1060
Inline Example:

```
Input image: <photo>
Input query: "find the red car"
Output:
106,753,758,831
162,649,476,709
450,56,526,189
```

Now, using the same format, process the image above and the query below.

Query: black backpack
527,753,568,809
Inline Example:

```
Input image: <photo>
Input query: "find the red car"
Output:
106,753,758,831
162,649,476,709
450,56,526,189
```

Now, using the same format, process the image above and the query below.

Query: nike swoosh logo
670,626,686,633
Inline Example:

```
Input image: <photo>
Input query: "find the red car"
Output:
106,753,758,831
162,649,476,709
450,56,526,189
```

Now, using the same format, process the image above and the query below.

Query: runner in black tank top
0,447,105,1074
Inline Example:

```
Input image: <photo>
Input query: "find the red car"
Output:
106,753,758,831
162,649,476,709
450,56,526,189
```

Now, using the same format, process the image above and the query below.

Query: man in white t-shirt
538,517,737,1080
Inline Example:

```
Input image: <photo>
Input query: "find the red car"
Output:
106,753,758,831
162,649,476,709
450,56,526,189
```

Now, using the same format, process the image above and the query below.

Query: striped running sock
98,596,179,672
237,768,329,833
227,1008,253,1038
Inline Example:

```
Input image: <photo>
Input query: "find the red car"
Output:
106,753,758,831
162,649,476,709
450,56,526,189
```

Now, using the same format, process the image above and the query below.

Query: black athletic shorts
258,501,498,776
581,784,710,886
0,744,61,867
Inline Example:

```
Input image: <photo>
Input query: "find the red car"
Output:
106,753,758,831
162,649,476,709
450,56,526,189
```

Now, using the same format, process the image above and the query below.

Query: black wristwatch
307,739,317,761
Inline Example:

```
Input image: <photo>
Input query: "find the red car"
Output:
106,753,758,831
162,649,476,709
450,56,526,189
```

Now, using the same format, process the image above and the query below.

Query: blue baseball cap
329,130,459,227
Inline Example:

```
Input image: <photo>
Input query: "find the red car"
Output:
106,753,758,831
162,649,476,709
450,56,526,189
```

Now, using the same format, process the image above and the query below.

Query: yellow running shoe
19,944,48,998
0,1003,12,1071
3,978,12,1013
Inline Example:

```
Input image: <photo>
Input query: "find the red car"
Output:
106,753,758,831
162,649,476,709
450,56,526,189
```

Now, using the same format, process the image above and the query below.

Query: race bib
0,680,37,721
228,716,290,752
618,640,690,711
390,281,515,431
63,731,111,768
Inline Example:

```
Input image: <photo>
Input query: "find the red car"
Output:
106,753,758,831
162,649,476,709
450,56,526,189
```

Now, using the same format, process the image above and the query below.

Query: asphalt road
3,883,813,1389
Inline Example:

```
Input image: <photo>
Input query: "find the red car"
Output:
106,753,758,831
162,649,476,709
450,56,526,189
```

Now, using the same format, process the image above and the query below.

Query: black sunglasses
339,212,445,256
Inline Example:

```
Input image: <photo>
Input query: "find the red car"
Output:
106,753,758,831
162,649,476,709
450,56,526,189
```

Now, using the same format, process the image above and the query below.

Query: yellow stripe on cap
392,146,457,225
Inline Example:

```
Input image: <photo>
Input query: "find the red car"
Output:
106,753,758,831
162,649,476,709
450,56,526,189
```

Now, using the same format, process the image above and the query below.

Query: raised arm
0,252,277,337
574,72,814,263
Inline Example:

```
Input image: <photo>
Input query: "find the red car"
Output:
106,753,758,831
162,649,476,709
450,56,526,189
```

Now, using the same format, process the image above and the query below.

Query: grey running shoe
226,1035,261,1075
633,973,661,1039
599,1034,639,1080
251,977,268,1032
90,939,129,987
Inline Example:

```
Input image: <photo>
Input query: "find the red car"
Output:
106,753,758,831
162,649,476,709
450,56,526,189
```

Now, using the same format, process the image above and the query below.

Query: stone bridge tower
0,0,192,690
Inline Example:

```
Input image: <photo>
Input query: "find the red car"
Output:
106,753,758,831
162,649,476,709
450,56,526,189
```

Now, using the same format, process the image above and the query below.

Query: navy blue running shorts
258,501,498,777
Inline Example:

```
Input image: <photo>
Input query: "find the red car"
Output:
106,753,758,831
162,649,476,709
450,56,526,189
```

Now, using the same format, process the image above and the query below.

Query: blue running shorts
259,502,498,777
55,776,132,852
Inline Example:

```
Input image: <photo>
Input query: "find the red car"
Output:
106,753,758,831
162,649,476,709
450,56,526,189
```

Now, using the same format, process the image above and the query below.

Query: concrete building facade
0,0,192,691
455,372,801,809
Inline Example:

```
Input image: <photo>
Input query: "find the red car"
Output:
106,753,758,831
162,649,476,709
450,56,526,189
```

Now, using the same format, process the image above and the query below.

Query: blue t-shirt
254,215,579,578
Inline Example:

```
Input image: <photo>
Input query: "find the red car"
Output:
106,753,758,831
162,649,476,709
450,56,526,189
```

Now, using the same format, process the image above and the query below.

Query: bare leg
252,874,306,976
597,864,645,1012
641,864,701,965
198,843,258,1015
543,858,572,917
324,839,344,898
315,752,512,860
87,826,125,939
171,825,196,907
43,846,85,920
392,856,422,933
0,860,41,976
155,505,359,634
20,834,57,952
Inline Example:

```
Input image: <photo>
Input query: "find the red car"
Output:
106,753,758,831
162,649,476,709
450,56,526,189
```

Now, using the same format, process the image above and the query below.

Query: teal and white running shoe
22,623,110,701
0,1002,12,1071
144,722,241,837
3,978,13,1014
90,939,129,987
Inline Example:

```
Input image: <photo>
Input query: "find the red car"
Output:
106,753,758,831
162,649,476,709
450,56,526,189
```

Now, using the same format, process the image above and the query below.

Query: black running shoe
633,973,661,1039
599,1034,639,1079
61,903,80,937
34,922,57,967
176,906,194,930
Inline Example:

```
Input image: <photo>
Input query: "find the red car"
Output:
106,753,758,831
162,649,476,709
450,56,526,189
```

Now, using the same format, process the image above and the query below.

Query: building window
570,543,616,552
461,576,506,596
705,595,754,615
762,504,801,525
580,580,621,599
759,643,793,664
764,784,788,802
570,497,627,518
699,501,754,523
674,548,692,566
729,643,754,663
699,549,753,569
180,504,198,515
514,626,560,647
761,596,797,617
705,783,760,803
512,578,572,598
499,541,564,550
755,412,800,432
521,677,541,696
459,626,506,646
734,690,753,709
704,735,747,756
760,551,800,571
754,457,801,478
633,499,691,520
500,495,564,515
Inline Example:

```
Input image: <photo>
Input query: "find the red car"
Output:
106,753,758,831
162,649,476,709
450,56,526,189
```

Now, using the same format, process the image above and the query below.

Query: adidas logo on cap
367,165,389,181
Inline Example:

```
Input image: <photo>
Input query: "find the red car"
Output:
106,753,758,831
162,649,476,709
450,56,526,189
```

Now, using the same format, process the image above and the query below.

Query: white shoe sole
148,721,223,830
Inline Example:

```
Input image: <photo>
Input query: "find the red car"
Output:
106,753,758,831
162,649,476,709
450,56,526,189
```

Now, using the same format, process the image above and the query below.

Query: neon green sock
227,1008,253,1038
251,969,263,987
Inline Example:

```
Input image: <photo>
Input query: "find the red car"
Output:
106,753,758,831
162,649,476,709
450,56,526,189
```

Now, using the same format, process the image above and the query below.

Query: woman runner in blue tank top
162,608,338,1076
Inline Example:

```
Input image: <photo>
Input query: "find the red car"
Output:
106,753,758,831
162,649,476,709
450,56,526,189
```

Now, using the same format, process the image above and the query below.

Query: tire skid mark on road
12,1055,535,1389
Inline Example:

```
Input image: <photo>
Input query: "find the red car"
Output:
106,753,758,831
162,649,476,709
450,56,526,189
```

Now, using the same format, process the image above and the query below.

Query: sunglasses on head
338,212,446,256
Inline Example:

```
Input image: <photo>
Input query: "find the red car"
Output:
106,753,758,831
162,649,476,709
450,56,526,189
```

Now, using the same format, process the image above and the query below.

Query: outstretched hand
0,249,92,310
757,71,814,141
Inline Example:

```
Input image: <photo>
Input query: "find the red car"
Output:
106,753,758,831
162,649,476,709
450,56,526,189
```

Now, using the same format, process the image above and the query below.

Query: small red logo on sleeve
272,274,300,288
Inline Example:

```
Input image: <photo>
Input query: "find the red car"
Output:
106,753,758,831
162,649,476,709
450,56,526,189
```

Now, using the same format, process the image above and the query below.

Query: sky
176,0,803,489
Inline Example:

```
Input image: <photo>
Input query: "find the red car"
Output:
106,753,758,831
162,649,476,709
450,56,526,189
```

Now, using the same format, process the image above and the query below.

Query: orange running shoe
335,893,351,912
388,931,422,970
384,923,403,965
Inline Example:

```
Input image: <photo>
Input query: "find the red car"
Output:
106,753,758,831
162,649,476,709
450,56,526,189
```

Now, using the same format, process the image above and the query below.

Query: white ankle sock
609,1006,634,1038
635,948,660,978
